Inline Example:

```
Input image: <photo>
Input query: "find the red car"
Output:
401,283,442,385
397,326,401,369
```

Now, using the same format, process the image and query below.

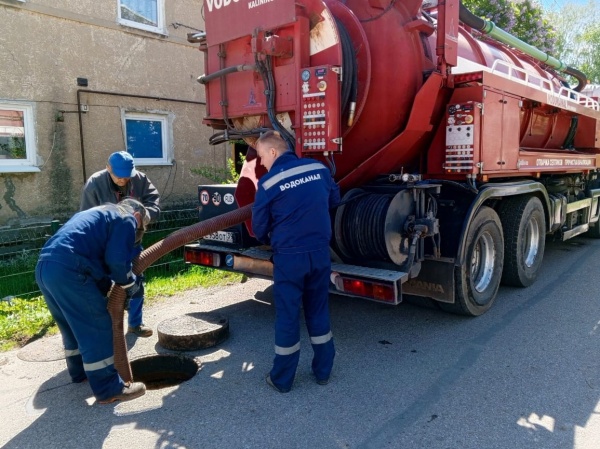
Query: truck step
331,263,408,283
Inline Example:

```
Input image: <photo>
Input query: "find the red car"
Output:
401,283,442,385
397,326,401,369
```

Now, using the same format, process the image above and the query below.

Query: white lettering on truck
205,0,239,13
249,0,275,9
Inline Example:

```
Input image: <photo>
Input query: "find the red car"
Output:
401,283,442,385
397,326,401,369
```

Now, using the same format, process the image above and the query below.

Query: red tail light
338,277,396,303
184,249,221,267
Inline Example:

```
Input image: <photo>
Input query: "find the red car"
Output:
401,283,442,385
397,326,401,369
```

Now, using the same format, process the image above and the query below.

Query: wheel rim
524,216,540,268
471,231,495,295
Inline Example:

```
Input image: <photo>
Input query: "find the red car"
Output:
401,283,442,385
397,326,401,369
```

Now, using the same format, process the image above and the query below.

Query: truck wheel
499,196,546,287
442,206,504,316
586,222,600,238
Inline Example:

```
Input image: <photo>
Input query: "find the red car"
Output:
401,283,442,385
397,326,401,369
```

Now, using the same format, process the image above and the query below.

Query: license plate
204,231,236,244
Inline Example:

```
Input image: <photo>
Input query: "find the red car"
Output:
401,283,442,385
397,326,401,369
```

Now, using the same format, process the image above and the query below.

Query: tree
578,26,600,84
548,1,600,84
462,0,557,54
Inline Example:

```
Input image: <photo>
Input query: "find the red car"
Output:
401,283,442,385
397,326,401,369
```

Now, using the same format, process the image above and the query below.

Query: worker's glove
96,277,113,297
119,274,142,299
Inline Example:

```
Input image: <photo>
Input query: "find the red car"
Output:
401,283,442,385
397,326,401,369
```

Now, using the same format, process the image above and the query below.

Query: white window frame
0,101,39,173
117,0,166,35
121,110,173,166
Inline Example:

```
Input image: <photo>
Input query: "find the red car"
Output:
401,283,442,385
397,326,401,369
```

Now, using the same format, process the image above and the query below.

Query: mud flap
402,258,455,303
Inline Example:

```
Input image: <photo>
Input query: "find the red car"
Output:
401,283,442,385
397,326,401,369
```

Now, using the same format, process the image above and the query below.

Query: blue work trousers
127,244,144,328
35,260,125,401
127,282,144,328
269,247,335,390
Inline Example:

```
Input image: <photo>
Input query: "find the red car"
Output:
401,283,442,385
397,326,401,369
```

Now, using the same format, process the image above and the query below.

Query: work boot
265,374,290,393
311,370,329,385
98,382,146,404
128,324,153,337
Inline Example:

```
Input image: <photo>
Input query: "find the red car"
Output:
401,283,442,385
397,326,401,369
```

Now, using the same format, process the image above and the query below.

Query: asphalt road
0,236,599,449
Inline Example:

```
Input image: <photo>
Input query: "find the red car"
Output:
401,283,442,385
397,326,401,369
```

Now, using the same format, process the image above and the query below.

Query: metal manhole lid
157,313,229,351
17,334,65,362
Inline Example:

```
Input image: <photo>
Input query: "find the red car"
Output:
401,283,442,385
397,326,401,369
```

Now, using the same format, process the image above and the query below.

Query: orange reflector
453,72,482,83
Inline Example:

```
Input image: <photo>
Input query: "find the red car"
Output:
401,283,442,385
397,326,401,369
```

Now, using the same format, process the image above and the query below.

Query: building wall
0,0,227,226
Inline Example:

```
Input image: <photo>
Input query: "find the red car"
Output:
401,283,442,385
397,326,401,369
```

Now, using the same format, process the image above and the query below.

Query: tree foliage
462,0,557,54
548,1,600,84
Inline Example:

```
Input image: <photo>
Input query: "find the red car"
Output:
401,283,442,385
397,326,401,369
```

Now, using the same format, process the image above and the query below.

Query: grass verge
0,266,243,352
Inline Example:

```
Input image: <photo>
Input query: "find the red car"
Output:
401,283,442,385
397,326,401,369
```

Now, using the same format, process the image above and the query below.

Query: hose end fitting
347,102,356,127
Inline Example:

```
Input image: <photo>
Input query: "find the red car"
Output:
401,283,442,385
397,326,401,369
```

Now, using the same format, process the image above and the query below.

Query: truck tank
188,0,600,316
198,0,594,196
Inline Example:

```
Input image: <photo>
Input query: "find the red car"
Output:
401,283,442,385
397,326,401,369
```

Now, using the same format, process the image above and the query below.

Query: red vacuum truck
183,0,600,316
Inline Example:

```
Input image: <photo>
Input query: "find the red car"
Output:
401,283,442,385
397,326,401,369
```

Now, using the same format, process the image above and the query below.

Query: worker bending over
35,198,149,404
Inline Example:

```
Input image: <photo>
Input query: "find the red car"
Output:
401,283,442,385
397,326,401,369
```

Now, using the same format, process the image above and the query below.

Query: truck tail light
184,249,221,267
332,274,398,304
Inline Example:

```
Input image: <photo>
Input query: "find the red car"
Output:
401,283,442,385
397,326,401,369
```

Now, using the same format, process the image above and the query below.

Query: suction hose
107,203,253,382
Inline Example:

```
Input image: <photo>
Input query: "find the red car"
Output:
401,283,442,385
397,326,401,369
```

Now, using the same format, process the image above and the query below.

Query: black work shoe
265,374,290,393
312,371,330,385
128,324,153,337
98,382,146,404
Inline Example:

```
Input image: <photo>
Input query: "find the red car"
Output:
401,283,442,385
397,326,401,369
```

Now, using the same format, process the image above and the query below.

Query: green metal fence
0,207,200,302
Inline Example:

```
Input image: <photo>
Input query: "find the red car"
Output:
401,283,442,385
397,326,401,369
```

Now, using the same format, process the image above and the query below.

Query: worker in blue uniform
35,198,150,404
251,130,340,393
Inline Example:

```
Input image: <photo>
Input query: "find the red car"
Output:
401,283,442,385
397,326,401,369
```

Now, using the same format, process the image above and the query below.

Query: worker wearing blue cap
80,151,160,337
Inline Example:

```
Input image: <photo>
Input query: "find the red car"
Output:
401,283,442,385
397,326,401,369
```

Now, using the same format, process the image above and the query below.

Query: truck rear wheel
442,206,504,316
499,196,546,287
586,222,600,238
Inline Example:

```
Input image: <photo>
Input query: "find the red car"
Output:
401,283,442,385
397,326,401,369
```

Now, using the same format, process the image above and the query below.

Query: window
0,102,38,173
118,0,165,34
123,112,172,165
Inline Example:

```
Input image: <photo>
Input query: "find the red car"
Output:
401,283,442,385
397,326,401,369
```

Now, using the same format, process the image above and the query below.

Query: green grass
0,266,243,352
146,265,242,298
0,296,56,352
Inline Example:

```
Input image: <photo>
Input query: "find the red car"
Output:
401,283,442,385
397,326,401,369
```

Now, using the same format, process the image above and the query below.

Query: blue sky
538,0,591,9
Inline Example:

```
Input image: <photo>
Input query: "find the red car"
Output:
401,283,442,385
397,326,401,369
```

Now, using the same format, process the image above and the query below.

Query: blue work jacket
252,152,340,254
38,204,138,284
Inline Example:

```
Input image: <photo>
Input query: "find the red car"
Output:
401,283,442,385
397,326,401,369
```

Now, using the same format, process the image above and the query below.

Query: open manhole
131,354,200,390
157,312,229,351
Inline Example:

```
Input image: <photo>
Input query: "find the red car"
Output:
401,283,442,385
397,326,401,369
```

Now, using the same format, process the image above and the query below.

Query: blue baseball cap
108,151,136,178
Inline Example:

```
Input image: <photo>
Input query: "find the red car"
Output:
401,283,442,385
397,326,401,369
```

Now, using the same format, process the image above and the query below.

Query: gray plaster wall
0,0,228,226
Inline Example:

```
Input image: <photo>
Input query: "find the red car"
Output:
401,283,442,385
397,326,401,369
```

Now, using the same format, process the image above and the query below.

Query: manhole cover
131,354,200,390
17,334,65,362
157,313,229,351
